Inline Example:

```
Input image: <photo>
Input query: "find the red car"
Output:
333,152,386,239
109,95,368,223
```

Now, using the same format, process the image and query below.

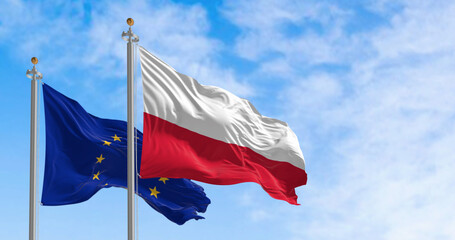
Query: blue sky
1,0,455,239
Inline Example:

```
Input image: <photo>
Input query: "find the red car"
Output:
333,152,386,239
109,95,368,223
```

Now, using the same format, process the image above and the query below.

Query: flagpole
122,18,139,240
26,57,42,240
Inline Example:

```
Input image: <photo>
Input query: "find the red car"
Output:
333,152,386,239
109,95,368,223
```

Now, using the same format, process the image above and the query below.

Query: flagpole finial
26,57,43,80
127,18,134,26
122,19,139,43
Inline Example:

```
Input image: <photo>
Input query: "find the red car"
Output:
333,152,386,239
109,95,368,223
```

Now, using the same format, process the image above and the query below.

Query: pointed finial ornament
31,57,38,65
127,18,134,26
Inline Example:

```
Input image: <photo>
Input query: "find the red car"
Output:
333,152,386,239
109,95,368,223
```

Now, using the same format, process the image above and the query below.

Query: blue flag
41,83,210,225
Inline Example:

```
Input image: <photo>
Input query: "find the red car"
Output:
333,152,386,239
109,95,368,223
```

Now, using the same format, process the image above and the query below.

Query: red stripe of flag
140,113,308,205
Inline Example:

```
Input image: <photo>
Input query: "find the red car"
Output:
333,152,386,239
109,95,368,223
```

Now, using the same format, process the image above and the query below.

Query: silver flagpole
26,57,43,240
122,18,139,240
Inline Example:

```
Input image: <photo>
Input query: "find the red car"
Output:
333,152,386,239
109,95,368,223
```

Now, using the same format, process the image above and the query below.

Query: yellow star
103,140,111,146
93,171,100,180
158,177,169,184
149,187,160,198
112,134,121,142
96,154,105,164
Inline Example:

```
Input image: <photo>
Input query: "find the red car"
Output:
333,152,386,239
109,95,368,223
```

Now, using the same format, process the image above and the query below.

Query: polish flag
139,46,307,205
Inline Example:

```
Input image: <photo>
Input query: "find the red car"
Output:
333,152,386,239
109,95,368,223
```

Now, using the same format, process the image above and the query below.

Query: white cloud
249,209,271,222
370,2,455,59
221,0,352,66
0,0,87,74
223,0,455,239
0,0,252,119
82,0,253,97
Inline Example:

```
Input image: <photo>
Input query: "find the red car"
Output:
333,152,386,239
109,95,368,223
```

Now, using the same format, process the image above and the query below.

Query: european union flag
41,83,210,225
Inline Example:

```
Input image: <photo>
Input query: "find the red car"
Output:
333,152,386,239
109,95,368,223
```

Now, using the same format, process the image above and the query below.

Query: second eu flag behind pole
41,83,210,225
